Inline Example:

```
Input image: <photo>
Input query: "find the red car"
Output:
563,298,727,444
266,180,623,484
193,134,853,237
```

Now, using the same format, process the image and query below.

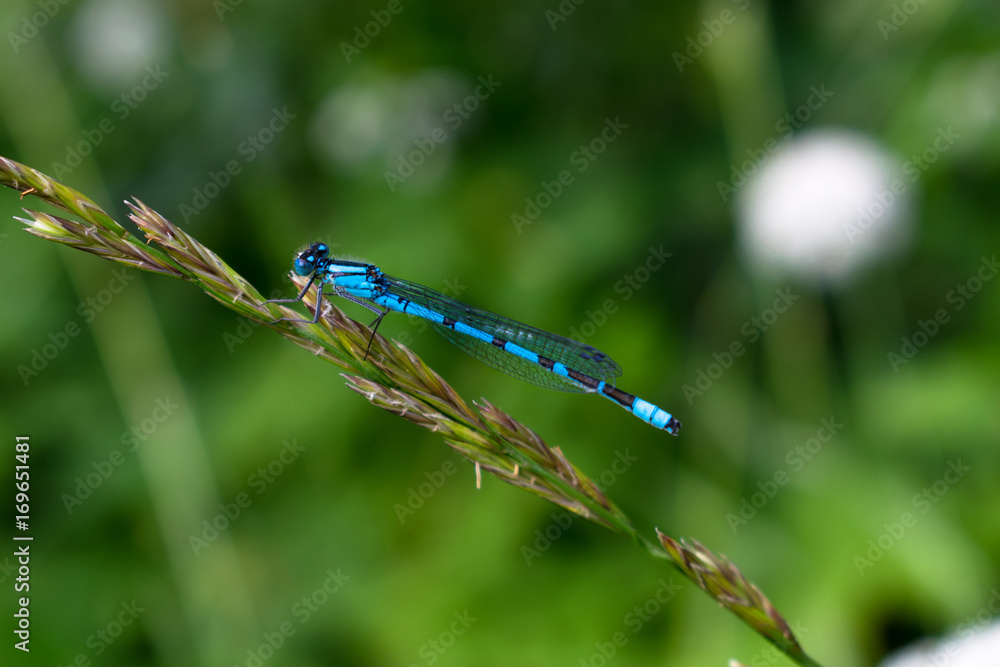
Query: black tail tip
666,417,682,436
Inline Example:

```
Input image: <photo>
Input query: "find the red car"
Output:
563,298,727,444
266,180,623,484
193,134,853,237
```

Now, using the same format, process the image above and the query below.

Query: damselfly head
293,242,330,276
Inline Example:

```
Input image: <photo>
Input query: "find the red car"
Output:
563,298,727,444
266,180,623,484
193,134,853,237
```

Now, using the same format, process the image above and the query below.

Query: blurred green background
1,0,998,665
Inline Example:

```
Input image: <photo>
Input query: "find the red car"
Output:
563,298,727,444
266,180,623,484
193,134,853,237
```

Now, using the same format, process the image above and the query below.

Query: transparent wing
426,321,589,392
383,276,622,392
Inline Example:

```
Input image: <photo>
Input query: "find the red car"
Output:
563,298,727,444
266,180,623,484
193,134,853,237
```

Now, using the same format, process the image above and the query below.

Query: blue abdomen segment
630,397,681,433
375,295,447,324
591,380,681,434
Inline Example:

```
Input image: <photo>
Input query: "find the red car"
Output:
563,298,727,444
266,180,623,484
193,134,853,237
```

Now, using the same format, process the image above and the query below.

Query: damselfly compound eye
293,256,315,276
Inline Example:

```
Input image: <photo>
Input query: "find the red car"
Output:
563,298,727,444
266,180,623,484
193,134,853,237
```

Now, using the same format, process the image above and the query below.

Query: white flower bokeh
737,129,913,285
70,0,169,91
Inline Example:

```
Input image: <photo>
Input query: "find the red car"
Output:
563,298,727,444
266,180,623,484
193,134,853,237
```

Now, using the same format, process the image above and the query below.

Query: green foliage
1,2,998,665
